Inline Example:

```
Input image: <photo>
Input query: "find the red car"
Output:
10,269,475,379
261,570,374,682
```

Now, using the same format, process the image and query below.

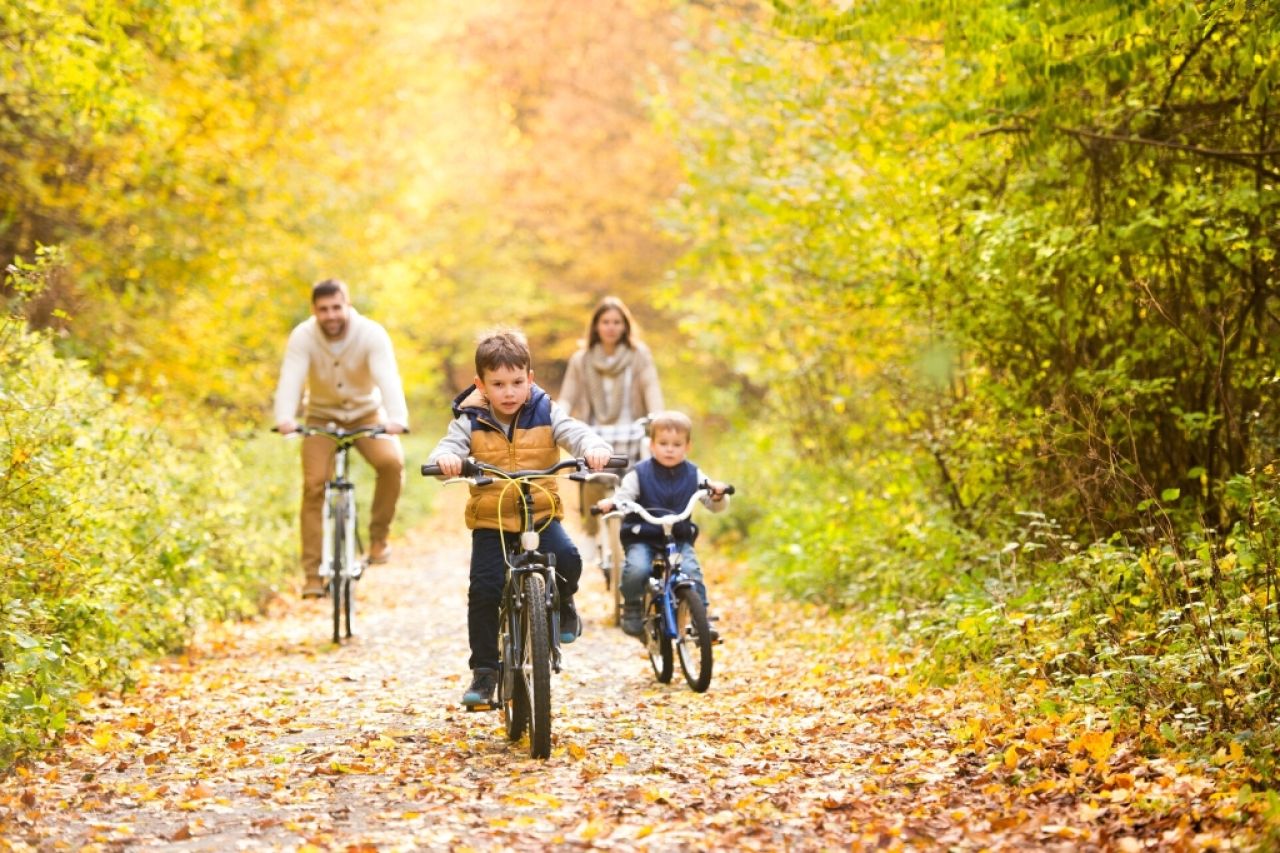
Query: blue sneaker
461,668,497,708
559,598,583,644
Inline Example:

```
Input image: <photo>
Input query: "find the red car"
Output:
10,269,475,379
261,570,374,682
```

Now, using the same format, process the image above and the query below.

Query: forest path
0,493,1253,851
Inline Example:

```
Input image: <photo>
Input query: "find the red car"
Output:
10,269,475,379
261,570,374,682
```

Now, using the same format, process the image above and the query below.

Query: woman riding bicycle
558,297,665,568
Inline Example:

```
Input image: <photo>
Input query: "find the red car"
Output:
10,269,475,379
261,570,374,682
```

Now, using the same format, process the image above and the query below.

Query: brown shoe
368,541,392,564
301,576,327,599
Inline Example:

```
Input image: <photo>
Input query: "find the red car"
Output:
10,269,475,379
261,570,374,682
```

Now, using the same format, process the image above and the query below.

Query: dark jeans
468,520,582,671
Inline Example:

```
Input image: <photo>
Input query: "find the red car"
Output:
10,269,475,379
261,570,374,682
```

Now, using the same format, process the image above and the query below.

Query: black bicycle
422,454,627,758
279,424,386,643
595,481,735,692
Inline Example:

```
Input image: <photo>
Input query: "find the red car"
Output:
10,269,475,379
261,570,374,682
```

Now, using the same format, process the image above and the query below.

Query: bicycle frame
290,424,386,643
612,489,709,638
320,439,360,585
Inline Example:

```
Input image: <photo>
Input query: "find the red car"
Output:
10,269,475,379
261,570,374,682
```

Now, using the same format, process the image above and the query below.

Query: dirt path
0,498,1261,851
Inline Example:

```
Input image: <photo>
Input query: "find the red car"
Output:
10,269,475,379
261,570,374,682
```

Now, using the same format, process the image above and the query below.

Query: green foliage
0,290,293,766
662,0,1280,757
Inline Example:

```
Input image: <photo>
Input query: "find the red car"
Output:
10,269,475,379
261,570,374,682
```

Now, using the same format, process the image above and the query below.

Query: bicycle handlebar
420,455,629,480
590,481,736,521
273,424,394,441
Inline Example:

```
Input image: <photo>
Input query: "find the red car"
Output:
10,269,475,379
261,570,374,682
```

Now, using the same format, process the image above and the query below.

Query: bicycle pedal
464,703,497,713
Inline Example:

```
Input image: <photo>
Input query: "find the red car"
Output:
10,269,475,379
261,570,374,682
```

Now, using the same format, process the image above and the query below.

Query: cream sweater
273,307,409,427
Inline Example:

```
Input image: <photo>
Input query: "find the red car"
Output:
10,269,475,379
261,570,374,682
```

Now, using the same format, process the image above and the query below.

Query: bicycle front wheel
675,587,713,692
331,504,346,644
644,591,673,683
521,573,552,759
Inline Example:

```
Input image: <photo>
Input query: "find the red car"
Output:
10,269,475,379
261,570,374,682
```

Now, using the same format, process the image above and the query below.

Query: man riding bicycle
273,279,408,598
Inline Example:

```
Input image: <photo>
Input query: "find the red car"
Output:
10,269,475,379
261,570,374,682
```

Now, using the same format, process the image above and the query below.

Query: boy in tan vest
428,329,612,708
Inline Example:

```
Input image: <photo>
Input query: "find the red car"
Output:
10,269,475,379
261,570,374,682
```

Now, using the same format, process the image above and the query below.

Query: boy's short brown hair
648,410,693,440
475,328,532,377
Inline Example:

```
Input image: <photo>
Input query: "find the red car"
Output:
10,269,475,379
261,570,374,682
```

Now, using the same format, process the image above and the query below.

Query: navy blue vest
621,458,700,546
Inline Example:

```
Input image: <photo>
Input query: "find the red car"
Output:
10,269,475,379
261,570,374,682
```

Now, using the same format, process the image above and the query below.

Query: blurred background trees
4,0,1278,763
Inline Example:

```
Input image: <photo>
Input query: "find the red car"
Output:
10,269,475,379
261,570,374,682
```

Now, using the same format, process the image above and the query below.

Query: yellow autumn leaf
1004,745,1019,769
90,728,114,751
612,752,629,766
1080,730,1114,763
1025,724,1053,744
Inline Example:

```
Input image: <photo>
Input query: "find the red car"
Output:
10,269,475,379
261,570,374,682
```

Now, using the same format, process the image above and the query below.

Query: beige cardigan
273,307,409,427
558,341,664,425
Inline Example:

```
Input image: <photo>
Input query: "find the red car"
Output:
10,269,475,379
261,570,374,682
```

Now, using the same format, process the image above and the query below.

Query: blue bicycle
595,481,735,693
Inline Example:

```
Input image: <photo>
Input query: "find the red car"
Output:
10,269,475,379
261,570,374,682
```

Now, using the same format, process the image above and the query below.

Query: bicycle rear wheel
522,573,552,759
501,602,529,740
644,591,673,683
675,587,713,692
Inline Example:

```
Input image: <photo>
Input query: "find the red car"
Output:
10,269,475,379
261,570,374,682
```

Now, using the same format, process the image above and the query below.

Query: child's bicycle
277,424,387,644
421,454,627,759
593,481,735,693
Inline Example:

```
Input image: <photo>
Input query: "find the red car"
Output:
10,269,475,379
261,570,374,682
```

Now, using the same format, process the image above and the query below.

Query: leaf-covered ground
0,502,1267,851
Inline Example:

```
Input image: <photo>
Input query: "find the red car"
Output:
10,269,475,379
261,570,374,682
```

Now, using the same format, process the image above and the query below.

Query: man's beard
321,319,347,339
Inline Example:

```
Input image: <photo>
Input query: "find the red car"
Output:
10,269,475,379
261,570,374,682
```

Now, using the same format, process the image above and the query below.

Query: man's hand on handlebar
585,448,612,471
275,420,298,435
382,423,407,435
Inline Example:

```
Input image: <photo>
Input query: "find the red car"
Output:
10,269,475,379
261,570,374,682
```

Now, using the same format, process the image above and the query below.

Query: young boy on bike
596,410,730,640
427,329,613,708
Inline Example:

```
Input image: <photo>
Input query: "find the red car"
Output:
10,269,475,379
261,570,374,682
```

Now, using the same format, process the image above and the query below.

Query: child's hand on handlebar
435,453,464,477
585,448,612,471
596,499,615,514
707,480,729,500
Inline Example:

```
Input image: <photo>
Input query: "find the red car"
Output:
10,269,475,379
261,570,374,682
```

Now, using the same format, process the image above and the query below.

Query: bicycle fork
509,557,563,672
654,544,693,640
320,482,358,580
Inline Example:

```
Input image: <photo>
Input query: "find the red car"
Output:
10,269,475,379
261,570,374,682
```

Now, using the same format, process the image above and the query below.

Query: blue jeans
621,540,708,611
468,520,581,671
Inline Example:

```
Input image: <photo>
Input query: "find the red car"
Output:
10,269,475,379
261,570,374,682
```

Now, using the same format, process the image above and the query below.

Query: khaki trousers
300,414,404,579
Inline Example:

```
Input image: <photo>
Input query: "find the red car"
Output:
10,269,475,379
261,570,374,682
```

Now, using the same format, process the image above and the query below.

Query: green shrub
0,314,294,766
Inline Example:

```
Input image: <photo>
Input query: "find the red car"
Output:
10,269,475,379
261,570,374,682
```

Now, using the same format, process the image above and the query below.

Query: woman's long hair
585,296,639,350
